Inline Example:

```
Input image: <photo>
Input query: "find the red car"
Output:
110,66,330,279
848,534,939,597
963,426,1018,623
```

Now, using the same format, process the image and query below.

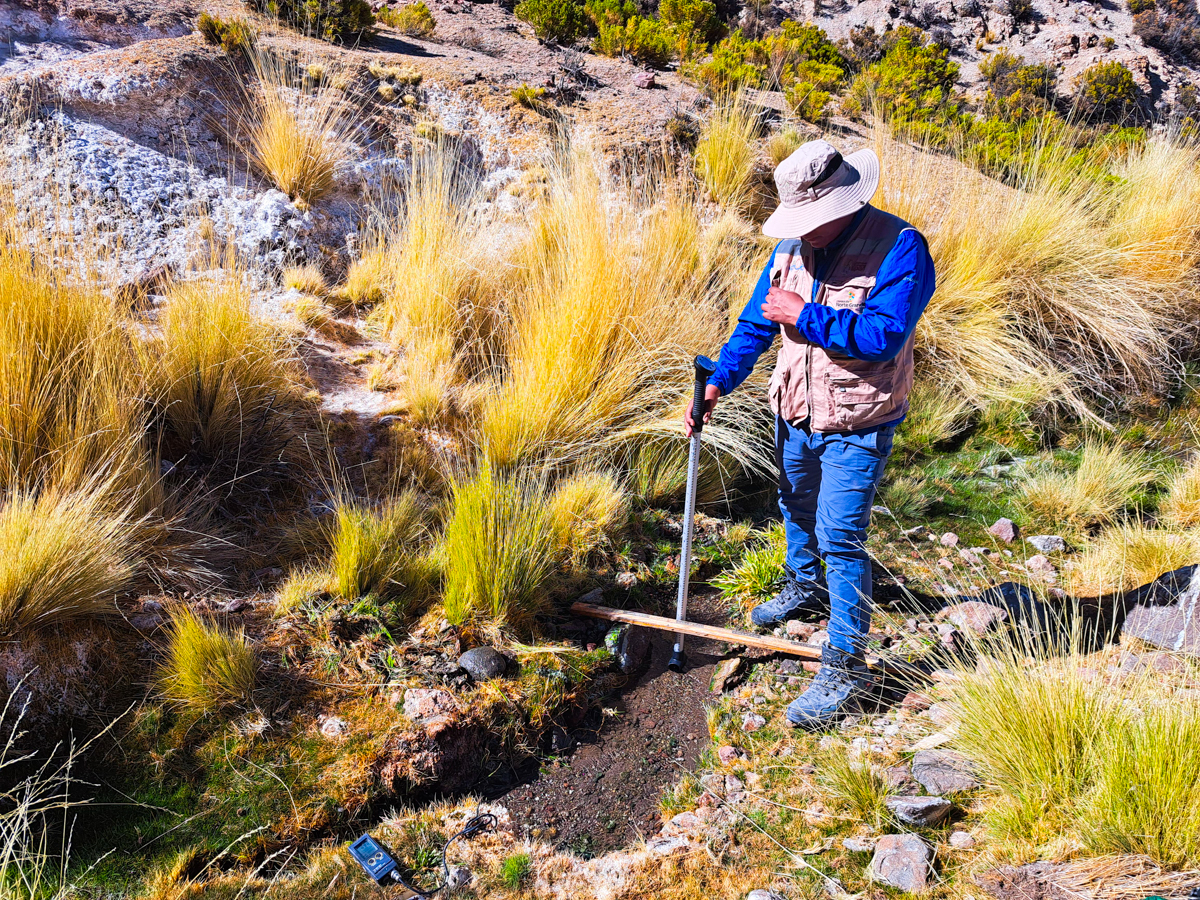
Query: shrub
515,0,591,44
1007,0,1033,23
1076,61,1140,122
329,496,436,614
659,0,724,54
694,94,760,208
786,59,844,123
839,23,884,71
512,82,548,108
683,30,763,92
594,16,675,68
197,12,253,52
241,50,352,205
158,608,257,711
0,488,140,635
585,0,636,26
1128,0,1155,11
247,0,375,43
1132,0,1200,63
849,25,960,124
441,465,560,630
684,22,844,94
1019,442,1155,536
377,1,436,36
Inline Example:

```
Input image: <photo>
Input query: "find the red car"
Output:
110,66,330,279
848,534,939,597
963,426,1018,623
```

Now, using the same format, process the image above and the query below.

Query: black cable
389,809,497,897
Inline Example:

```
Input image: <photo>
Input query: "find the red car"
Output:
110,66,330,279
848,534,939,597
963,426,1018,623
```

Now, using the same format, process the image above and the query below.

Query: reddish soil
495,590,761,857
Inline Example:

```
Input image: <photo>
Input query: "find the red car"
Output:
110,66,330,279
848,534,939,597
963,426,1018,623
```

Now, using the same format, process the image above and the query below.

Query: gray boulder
911,749,979,794
458,647,508,681
885,795,953,827
1027,535,1066,553
871,834,933,892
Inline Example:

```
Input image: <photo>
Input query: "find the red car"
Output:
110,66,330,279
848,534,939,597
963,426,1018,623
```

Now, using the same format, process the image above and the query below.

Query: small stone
223,597,248,613
981,464,1011,479
901,691,932,712
802,661,822,674
717,745,743,765
742,713,767,732
843,836,876,853
786,620,817,639
911,749,980,794
871,834,932,893
948,830,976,850
1027,535,1066,553
671,811,701,831
901,526,927,538
647,835,689,856
937,558,954,570
807,629,829,647
458,647,507,681
958,548,983,567
445,866,473,891
746,891,787,900
885,795,953,827
988,517,1018,543
633,71,656,89
935,601,1008,635
872,505,891,516
725,774,745,793
403,688,457,722
1025,554,1057,582
711,657,744,693
319,715,348,737
940,532,959,548
615,571,637,588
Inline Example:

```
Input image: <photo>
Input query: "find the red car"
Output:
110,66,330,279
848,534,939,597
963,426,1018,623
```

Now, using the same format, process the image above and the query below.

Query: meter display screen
348,834,398,882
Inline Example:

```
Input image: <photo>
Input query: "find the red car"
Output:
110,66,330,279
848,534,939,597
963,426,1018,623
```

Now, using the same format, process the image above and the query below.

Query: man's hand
683,384,721,438
762,286,806,325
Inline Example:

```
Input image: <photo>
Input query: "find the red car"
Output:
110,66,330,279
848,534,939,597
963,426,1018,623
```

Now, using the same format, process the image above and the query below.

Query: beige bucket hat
762,139,880,239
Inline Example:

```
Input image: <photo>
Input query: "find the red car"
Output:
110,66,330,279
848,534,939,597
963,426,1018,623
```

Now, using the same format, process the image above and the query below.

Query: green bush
684,21,845,94
848,25,960,123
585,0,636,26
197,12,253,52
515,0,592,44
1007,0,1033,23
786,59,844,123
979,49,1056,119
1077,60,1140,122
683,29,763,92
1132,0,1200,64
659,0,724,55
594,15,675,67
377,1,436,36
249,0,375,42
1128,0,1155,12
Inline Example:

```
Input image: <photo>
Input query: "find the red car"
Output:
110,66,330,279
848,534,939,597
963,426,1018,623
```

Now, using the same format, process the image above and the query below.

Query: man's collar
810,204,871,255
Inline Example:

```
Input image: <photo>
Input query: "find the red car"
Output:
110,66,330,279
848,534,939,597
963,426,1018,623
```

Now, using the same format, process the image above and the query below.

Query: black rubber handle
691,354,717,434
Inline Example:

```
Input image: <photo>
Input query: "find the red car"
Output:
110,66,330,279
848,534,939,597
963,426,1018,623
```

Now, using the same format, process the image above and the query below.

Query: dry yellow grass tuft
1019,441,1155,536
158,607,257,711
548,469,629,566
694,94,761,210
1159,456,1200,529
283,262,329,297
1068,522,1200,595
241,50,352,206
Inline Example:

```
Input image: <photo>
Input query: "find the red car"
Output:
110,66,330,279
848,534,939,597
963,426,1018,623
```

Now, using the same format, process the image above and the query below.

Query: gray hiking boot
786,645,874,731
750,576,829,628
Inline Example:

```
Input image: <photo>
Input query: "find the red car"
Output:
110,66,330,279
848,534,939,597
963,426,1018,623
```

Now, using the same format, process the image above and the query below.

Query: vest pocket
825,372,893,430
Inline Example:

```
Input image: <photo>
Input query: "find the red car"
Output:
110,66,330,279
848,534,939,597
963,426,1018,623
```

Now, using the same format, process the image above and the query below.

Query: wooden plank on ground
570,601,823,661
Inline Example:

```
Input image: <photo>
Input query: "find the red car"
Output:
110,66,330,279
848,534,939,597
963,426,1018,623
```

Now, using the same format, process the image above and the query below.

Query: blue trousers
775,416,895,655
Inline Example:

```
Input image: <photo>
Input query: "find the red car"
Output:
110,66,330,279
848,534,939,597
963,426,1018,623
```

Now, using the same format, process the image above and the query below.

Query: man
684,139,936,730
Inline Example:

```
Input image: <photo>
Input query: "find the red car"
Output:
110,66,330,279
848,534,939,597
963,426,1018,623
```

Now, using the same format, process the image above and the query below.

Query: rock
224,597,248,613
885,795,953,827
633,71,656,89
940,532,959,548
445,866,472,891
615,571,637,588
786,620,817,640
981,464,1011,479
949,830,976,849
988,517,1018,543
606,624,651,673
742,713,767,732
884,764,919,794
1027,535,1066,553
937,558,954,571
871,834,933,893
872,505,891,516
117,263,176,307
935,601,1008,636
901,526,927,538
808,629,829,647
911,749,979,794
959,548,984,567
717,745,743,765
1025,554,1057,582
843,836,876,852
725,774,745,793
1118,650,1186,675
1121,565,1200,656
746,892,787,900
319,715,348,737
647,834,689,856
671,811,701,831
711,657,744,693
403,688,457,723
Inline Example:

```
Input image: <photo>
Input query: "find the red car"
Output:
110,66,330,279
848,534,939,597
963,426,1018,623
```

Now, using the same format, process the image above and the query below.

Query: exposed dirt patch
493,590,765,857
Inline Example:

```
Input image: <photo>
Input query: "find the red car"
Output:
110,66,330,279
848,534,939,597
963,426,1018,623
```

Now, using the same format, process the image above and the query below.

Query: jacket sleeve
793,230,936,362
707,254,778,395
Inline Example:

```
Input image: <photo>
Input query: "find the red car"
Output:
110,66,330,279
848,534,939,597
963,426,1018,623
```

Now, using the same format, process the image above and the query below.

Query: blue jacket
709,207,937,425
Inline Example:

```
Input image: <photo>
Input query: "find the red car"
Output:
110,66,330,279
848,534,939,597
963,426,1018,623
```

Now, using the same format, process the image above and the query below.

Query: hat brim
762,148,880,240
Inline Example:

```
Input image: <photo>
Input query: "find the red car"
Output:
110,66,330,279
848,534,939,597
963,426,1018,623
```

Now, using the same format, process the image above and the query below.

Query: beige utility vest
767,205,919,433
